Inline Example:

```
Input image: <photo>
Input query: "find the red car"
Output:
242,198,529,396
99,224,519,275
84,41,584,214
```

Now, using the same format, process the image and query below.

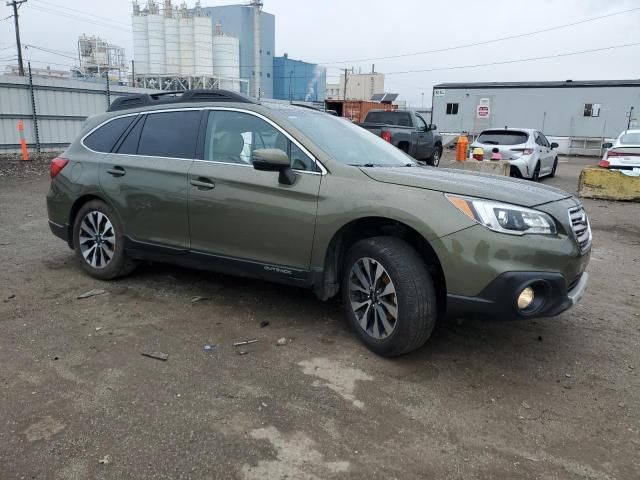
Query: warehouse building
432,80,639,154
273,54,326,102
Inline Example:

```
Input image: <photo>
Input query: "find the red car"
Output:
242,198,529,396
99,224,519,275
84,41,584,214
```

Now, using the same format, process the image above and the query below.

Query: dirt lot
1,154,639,479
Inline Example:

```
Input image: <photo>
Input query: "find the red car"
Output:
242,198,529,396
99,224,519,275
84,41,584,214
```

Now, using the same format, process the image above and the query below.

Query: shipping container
325,100,397,123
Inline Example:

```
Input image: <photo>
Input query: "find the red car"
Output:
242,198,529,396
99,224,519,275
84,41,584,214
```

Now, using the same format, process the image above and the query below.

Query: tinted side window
137,110,201,159
539,133,550,147
415,115,427,131
204,111,317,172
116,116,144,154
84,116,135,153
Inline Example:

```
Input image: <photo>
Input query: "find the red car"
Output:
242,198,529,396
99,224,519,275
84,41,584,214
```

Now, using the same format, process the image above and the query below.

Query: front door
415,114,432,159
188,109,322,273
99,109,201,249
535,131,554,174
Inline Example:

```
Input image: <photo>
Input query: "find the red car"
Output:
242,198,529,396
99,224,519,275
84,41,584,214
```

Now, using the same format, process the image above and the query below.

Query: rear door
187,109,322,274
98,109,201,249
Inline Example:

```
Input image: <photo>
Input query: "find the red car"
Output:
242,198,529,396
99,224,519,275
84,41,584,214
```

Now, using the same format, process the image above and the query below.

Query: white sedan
601,129,640,171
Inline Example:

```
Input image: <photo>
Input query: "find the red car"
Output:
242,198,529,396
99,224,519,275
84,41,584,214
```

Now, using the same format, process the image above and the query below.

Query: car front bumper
446,271,588,320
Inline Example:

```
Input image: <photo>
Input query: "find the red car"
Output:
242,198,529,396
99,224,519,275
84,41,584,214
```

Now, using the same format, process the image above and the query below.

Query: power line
25,4,130,32
30,0,126,27
318,6,640,65
384,41,640,75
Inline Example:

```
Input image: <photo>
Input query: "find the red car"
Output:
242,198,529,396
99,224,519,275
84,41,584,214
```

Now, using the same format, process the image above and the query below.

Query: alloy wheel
348,257,398,339
78,211,116,269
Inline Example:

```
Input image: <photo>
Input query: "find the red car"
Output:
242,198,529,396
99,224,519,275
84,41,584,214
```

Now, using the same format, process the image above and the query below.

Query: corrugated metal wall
0,75,155,154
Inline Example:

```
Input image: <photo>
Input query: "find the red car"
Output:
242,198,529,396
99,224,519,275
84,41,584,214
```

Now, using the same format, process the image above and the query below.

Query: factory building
131,1,246,92
273,54,326,102
200,1,275,99
326,69,385,101
432,80,640,154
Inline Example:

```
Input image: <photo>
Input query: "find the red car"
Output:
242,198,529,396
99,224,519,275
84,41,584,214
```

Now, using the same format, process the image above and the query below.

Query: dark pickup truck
359,110,443,166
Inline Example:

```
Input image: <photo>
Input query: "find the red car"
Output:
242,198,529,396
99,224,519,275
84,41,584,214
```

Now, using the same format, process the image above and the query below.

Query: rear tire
341,236,437,357
72,200,136,280
428,145,442,167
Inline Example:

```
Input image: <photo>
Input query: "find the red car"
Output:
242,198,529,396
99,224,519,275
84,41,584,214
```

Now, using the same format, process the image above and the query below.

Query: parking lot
1,154,639,479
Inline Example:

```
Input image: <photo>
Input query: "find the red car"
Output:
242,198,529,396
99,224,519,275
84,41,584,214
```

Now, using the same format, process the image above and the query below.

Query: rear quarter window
83,116,136,153
477,130,529,145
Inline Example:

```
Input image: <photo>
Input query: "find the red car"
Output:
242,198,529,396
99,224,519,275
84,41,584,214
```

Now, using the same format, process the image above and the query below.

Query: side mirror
550,142,559,149
252,148,296,185
602,142,613,149
429,124,437,131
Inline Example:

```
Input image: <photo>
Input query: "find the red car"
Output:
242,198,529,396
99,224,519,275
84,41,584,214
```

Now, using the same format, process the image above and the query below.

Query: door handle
107,166,126,177
190,177,215,190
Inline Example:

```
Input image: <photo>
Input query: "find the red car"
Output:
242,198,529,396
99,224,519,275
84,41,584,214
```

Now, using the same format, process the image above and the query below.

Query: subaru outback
47,90,591,357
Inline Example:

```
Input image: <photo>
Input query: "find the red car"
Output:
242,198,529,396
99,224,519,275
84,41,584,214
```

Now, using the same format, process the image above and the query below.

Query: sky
1,0,639,106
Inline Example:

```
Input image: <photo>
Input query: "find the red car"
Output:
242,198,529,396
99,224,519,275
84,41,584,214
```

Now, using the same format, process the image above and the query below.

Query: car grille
568,206,592,254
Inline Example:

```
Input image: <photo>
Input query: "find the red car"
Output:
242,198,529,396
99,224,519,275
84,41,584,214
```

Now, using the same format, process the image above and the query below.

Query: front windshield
281,109,416,167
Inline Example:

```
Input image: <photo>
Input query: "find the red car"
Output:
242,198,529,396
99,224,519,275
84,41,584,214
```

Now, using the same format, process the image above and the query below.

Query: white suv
471,128,559,181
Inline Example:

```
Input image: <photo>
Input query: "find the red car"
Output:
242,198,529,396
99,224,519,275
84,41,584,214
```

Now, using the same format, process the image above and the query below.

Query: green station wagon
47,90,591,356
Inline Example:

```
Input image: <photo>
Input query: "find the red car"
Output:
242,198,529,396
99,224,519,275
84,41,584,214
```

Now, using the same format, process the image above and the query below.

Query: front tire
72,200,136,280
428,145,442,167
341,237,437,357
549,157,558,178
531,162,541,182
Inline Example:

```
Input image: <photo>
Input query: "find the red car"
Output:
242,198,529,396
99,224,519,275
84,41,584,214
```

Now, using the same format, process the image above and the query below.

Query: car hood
360,166,573,207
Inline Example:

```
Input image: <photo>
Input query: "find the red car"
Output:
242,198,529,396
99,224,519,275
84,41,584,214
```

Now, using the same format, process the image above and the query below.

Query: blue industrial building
273,54,326,102
200,4,275,99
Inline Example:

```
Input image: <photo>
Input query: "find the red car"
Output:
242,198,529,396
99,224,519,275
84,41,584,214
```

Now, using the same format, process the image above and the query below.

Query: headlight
446,194,557,235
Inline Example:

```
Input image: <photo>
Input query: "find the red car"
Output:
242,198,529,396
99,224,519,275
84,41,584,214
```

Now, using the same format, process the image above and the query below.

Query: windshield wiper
350,163,377,167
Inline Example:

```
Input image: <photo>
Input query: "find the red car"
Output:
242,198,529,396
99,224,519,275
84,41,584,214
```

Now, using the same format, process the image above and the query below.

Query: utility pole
627,106,635,130
131,59,135,87
288,70,293,102
343,68,348,101
7,0,27,76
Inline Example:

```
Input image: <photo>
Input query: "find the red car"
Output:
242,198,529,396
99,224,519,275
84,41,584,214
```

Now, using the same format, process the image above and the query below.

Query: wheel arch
314,216,446,314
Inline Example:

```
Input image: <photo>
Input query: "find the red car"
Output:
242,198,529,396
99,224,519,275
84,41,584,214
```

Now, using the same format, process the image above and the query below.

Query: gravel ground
0,154,639,479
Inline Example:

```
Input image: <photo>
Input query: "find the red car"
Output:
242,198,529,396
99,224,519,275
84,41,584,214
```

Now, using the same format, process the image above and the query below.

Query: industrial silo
147,7,166,74
132,7,149,74
212,22,240,91
178,13,194,76
164,4,180,75
193,11,213,76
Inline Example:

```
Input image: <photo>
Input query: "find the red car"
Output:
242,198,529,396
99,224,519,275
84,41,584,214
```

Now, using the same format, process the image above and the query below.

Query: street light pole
7,0,27,76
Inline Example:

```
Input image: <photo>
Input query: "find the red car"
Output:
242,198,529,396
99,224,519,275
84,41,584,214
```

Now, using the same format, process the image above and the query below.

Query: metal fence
0,69,154,154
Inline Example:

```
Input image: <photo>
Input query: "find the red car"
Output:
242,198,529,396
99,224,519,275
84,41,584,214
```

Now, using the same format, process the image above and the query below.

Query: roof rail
107,89,257,112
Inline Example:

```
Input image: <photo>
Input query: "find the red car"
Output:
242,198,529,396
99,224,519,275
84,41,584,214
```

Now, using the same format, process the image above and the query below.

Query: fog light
517,287,535,310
